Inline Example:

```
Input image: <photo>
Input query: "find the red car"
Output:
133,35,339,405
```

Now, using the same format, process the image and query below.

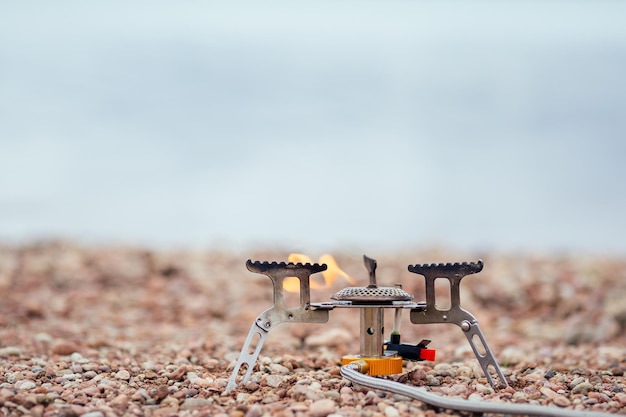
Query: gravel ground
0,241,625,416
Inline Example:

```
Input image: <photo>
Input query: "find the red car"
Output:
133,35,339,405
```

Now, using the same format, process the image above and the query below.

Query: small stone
0,346,22,357
448,383,467,396
110,393,129,410
426,375,440,386
168,366,187,381
265,374,284,388
540,387,571,407
83,371,97,380
309,399,336,417
468,393,484,401
70,352,89,363
245,405,263,417
569,376,586,389
456,366,473,378
161,396,179,408
15,380,36,390
571,382,594,395
115,370,131,380
243,381,259,392
411,369,427,382
180,398,211,410
384,405,400,417
83,386,100,397
51,341,80,355
269,363,290,374
81,412,105,417
153,385,169,402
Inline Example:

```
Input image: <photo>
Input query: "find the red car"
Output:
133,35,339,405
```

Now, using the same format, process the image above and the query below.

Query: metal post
361,307,384,356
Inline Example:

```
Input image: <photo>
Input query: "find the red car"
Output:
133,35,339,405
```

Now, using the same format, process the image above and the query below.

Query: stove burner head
331,285,414,303
331,255,413,303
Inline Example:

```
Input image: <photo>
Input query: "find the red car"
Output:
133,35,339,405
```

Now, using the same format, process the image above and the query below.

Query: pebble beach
1,241,625,416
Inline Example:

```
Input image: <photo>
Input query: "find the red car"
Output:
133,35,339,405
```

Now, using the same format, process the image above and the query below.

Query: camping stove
226,255,508,391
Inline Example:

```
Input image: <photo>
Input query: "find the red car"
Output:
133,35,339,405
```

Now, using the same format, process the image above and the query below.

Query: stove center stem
360,307,384,356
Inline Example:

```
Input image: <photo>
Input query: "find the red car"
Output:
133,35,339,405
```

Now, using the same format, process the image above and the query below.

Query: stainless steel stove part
408,260,508,388
331,255,414,303
226,260,332,392
226,256,509,392
331,255,411,359
331,285,414,303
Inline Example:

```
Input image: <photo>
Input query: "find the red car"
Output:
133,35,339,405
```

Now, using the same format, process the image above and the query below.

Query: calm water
1,1,625,254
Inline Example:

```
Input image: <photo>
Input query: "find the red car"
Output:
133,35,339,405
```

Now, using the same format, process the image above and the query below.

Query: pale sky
1,1,625,254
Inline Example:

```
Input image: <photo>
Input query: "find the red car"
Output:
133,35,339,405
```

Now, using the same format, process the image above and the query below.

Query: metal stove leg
226,260,331,392
408,260,509,389
226,321,268,392
461,319,507,389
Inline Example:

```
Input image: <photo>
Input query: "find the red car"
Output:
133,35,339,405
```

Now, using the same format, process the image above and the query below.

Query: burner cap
331,285,413,303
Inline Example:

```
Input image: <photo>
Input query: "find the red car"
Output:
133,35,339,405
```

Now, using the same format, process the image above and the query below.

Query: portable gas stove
226,255,508,391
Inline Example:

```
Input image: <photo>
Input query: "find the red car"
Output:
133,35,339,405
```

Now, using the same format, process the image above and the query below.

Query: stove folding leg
408,261,509,389
461,319,507,389
226,321,268,392
225,260,330,391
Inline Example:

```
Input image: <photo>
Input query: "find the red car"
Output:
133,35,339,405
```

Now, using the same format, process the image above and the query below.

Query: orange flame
283,254,357,293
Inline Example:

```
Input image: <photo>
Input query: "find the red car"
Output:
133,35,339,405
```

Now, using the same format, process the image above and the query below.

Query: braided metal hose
341,362,612,417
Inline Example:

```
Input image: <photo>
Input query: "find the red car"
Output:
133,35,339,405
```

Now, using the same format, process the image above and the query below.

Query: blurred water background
1,1,625,254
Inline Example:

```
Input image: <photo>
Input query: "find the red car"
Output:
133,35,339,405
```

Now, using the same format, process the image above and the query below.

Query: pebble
540,387,571,407
411,369,427,382
70,352,89,363
426,375,440,386
243,381,260,392
15,380,36,390
293,384,322,401
456,366,473,378
447,383,467,396
245,405,263,417
168,366,187,381
83,386,100,397
180,397,211,410
110,393,129,409
572,382,594,395
384,405,400,417
51,341,80,355
569,376,586,389
265,374,284,388
269,363,290,374
83,371,97,379
115,369,131,380
308,398,336,417
0,346,22,357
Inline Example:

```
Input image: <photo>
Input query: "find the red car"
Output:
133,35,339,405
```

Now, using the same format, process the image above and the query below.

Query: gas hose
341,363,611,417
